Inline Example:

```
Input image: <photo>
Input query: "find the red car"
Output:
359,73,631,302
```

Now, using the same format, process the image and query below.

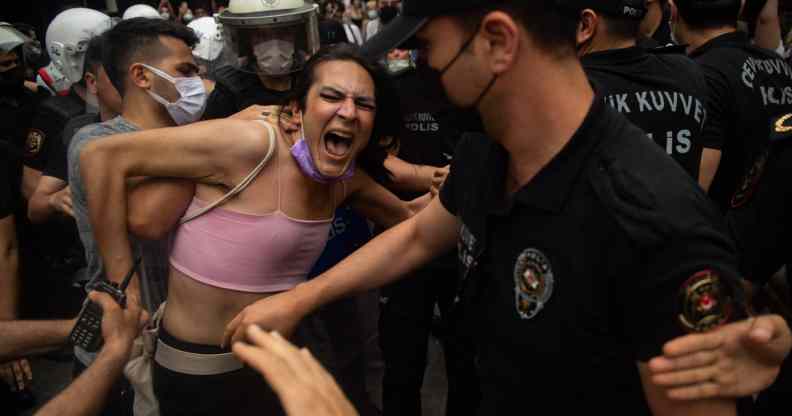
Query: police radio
69,256,141,352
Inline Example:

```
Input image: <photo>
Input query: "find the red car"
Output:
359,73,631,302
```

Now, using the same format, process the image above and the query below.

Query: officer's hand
223,290,305,348
431,165,450,194
648,314,792,400
90,291,148,360
48,186,74,218
233,325,358,416
0,358,33,392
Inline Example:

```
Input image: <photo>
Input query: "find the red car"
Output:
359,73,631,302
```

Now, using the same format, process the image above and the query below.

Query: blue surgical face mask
142,63,206,125
290,113,355,183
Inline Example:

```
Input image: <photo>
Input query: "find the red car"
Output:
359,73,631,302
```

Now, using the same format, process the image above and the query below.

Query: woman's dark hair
280,43,399,185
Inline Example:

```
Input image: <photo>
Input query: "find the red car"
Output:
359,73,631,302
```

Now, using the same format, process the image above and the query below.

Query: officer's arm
224,197,459,343
0,215,19,320
347,169,417,228
383,155,436,193
21,166,42,201
637,362,736,415
752,0,782,52
698,149,721,191
301,197,457,313
0,319,74,362
27,176,68,223
80,119,270,288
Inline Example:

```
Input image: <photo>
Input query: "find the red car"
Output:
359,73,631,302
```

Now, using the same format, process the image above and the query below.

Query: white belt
154,339,243,376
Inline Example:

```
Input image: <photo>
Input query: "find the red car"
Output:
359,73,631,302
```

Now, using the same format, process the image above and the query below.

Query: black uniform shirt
691,31,792,210
202,66,291,120
727,113,792,282
391,68,461,200
583,46,709,179
44,113,101,182
439,97,742,413
25,88,85,172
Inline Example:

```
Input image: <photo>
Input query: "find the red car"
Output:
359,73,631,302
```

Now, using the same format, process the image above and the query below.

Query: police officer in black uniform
671,0,792,208
372,49,479,416
726,113,792,415
236,0,748,414
203,0,321,119
571,0,710,181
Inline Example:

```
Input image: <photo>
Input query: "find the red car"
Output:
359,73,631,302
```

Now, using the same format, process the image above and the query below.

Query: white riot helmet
122,4,164,20
188,16,226,78
45,8,113,85
216,0,320,76
0,22,27,54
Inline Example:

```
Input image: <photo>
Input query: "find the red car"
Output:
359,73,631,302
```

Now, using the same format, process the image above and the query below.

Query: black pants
378,265,480,416
152,326,285,416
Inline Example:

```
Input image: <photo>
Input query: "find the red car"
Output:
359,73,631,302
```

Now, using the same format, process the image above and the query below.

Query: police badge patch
678,270,732,333
513,248,554,320
25,128,45,157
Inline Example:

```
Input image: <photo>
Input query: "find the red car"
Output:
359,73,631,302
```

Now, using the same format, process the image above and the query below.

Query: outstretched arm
224,197,459,345
80,119,272,288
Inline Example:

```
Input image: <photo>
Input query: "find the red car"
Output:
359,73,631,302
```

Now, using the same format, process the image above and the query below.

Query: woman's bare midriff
161,266,281,347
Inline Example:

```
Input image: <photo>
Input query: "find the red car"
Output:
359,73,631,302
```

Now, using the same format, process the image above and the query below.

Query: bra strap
180,121,277,224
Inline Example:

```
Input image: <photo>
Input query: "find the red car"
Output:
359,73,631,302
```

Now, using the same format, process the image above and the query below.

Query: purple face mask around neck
290,137,356,184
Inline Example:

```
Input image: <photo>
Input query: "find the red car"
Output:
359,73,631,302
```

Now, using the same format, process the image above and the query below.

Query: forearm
0,320,73,361
21,167,42,201
297,216,447,315
384,156,433,193
698,148,721,192
0,218,19,319
35,345,129,416
80,146,136,289
754,0,781,51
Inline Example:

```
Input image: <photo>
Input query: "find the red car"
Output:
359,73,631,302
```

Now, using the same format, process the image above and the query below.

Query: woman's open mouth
323,131,353,158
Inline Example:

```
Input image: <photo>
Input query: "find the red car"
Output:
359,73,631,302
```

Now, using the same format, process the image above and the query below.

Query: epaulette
770,113,792,142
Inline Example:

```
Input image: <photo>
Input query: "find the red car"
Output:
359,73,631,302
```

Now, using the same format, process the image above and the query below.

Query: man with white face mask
203,0,320,119
66,18,202,415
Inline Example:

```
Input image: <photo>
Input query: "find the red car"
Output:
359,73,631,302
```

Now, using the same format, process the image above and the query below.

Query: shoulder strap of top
180,121,277,224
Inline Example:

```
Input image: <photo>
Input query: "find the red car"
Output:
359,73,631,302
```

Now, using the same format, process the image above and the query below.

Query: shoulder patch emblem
771,114,792,142
730,149,768,209
678,270,732,333
513,248,554,320
25,128,45,157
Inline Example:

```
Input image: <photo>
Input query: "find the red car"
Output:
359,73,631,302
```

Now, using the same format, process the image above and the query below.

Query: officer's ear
128,63,154,91
576,9,599,53
479,11,520,76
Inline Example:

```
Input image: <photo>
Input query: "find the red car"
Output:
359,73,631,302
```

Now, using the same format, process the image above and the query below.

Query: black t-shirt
390,68,461,200
44,113,101,182
691,31,792,210
202,65,291,120
25,88,85,172
583,46,709,179
727,113,792,283
439,97,742,413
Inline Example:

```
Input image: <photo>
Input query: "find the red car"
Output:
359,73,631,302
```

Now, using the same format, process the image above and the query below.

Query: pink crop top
169,144,336,293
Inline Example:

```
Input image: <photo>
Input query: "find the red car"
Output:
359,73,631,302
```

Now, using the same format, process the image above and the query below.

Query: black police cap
556,0,648,20
360,0,497,60
360,0,648,60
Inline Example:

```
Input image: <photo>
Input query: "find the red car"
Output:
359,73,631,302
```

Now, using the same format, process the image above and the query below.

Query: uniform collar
689,31,748,58
582,46,646,66
489,94,607,214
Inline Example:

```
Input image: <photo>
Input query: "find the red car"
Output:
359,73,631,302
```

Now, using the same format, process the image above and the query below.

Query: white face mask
252,39,295,76
368,10,378,19
142,63,206,125
161,11,170,19
184,11,194,22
